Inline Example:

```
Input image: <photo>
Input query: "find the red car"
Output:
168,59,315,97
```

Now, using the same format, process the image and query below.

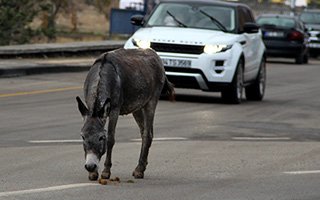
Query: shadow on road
175,93,224,104
266,59,296,65
161,93,224,104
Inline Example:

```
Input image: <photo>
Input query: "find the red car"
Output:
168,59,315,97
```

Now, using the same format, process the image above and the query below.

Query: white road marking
232,137,291,141
284,170,320,175
29,140,82,144
131,137,188,142
29,137,188,144
0,183,98,197
30,137,292,143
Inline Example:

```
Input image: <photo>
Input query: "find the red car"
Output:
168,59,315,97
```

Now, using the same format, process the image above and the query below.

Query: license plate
264,31,284,37
161,58,192,67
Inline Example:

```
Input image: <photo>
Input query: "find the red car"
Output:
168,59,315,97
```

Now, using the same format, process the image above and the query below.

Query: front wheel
221,59,243,104
245,58,266,101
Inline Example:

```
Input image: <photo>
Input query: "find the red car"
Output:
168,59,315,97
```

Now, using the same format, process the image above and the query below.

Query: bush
0,0,39,45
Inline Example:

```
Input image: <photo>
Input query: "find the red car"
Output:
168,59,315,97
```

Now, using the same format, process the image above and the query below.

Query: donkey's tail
162,77,175,102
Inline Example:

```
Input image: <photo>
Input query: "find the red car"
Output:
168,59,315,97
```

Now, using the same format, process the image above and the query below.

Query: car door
238,7,261,82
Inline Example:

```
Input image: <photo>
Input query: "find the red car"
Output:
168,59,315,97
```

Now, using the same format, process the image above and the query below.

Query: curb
0,40,125,78
0,63,91,78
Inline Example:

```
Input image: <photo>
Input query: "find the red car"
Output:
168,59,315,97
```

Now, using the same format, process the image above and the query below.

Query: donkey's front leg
101,111,119,179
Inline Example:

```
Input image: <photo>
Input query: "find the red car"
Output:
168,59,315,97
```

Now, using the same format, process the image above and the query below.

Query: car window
241,7,254,23
146,3,236,32
300,12,320,24
256,17,296,28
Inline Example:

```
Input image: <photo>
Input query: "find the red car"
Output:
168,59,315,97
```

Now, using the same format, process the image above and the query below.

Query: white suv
124,0,266,104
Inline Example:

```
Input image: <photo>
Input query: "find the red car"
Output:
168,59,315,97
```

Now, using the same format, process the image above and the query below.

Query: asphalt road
1,58,320,200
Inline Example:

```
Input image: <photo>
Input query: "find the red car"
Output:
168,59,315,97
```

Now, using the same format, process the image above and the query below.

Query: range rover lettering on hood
152,38,204,45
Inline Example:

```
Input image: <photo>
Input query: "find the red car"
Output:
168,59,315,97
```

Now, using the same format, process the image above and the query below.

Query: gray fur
76,48,174,180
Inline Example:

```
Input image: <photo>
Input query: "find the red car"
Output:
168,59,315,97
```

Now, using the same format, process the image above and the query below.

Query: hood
132,27,238,45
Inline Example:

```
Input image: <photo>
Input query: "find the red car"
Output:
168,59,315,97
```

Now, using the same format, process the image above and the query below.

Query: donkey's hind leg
132,101,156,179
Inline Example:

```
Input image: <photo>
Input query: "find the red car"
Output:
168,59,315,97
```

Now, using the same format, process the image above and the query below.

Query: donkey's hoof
101,171,111,179
132,170,144,179
88,172,99,181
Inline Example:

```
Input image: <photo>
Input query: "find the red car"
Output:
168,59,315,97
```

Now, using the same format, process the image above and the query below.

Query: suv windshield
256,17,295,28
146,3,236,32
300,12,320,24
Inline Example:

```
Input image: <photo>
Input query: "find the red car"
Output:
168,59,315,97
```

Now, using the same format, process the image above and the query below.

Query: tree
39,0,75,42
92,0,119,20
0,0,39,45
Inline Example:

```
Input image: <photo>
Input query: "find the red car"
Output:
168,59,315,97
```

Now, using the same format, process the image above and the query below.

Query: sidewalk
0,40,124,77
0,58,95,77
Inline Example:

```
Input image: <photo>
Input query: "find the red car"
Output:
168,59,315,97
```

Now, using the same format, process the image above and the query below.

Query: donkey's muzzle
85,163,97,172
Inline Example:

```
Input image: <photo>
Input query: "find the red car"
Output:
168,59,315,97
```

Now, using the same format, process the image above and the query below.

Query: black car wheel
245,58,266,101
221,59,243,104
303,53,309,64
310,52,318,58
295,53,304,64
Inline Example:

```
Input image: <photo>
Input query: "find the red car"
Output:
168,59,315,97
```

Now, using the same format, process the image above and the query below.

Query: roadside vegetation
1,0,319,45
0,0,117,45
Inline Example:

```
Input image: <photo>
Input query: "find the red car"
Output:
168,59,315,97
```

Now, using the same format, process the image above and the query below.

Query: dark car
299,9,320,58
256,14,309,64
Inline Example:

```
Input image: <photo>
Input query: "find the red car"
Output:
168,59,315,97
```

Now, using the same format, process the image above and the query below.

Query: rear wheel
245,58,266,101
310,51,318,58
221,59,243,104
303,52,309,64
295,53,304,64
295,49,309,64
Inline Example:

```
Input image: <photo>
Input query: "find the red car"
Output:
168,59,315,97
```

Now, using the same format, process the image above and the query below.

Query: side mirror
131,15,144,26
243,22,260,34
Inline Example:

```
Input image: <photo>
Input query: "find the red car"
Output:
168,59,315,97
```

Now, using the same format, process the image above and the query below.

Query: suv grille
151,42,204,55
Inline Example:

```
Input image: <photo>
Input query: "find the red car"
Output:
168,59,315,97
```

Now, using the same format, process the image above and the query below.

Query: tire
245,58,266,101
221,59,243,104
310,52,318,58
295,53,304,64
303,53,309,64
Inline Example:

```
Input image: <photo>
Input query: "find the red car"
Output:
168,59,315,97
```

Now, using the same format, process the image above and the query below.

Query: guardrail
0,40,125,58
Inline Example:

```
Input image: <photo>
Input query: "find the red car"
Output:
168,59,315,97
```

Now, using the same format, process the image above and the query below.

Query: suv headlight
132,38,151,49
203,44,232,54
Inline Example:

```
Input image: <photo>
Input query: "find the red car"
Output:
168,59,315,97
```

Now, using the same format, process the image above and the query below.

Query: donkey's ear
98,98,111,119
76,96,89,118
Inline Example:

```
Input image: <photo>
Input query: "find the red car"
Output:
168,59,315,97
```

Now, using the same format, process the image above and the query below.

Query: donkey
76,48,174,180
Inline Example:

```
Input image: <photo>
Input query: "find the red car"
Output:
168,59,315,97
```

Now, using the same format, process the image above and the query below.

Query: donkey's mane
91,52,117,117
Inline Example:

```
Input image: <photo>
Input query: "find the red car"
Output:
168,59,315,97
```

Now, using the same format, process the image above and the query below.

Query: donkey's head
76,96,110,173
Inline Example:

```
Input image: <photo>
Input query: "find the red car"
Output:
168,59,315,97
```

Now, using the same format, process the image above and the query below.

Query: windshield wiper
199,9,228,32
166,10,188,28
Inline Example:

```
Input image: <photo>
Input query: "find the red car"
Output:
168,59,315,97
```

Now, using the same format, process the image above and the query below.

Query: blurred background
0,0,319,46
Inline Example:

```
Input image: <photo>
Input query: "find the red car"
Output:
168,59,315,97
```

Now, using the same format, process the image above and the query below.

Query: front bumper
158,50,237,91
308,38,320,52
308,30,320,51
164,68,230,91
